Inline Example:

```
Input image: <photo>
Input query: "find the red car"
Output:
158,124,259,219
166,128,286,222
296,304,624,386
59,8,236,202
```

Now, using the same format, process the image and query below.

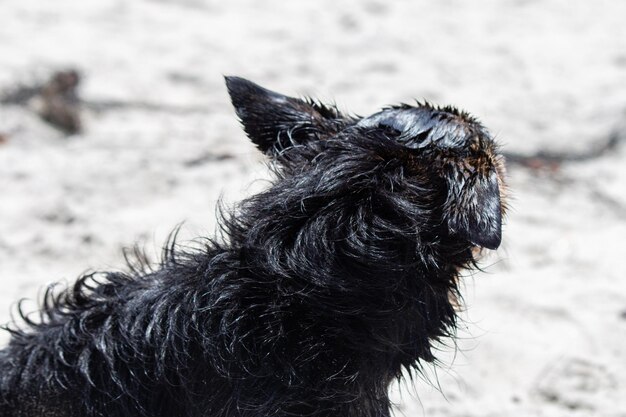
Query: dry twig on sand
503,131,624,171
1,69,82,135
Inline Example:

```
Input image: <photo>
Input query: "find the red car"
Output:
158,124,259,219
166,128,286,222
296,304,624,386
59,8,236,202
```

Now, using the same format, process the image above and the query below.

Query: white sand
1,0,625,415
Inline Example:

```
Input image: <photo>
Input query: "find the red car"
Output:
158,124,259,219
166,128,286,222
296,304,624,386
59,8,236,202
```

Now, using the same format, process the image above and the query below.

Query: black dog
0,77,506,417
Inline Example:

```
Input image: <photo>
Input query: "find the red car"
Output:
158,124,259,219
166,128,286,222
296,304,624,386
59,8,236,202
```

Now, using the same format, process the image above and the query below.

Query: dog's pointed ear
225,76,344,153
444,169,502,249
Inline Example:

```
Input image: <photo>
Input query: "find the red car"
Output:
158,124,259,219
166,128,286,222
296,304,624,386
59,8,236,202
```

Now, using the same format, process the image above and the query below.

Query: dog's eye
377,122,402,137
377,121,432,149
358,109,440,149
397,129,432,149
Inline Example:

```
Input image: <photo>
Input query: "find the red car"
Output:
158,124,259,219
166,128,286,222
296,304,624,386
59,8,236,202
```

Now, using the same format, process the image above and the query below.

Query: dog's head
226,76,506,251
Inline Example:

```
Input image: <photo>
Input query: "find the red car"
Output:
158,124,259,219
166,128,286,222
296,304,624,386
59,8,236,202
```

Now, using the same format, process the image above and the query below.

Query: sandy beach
1,0,625,415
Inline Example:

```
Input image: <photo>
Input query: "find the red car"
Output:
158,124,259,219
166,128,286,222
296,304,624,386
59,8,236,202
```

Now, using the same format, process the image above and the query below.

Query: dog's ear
225,76,344,153
444,168,502,249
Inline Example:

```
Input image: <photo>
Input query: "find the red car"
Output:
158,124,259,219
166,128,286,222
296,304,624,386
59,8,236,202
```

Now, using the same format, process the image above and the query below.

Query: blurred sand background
1,0,626,415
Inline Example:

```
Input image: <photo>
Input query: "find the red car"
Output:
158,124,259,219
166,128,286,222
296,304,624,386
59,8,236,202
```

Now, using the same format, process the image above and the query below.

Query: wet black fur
0,77,505,417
